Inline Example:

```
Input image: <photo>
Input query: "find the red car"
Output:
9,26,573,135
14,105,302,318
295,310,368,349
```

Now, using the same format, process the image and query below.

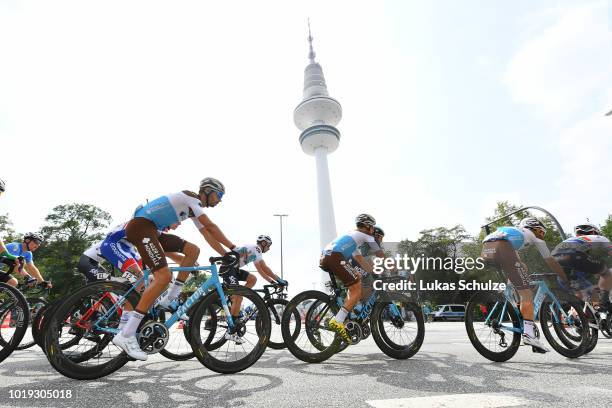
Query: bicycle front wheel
371,300,424,359
540,295,589,358
281,290,341,363
190,286,270,374
465,291,521,362
0,283,30,363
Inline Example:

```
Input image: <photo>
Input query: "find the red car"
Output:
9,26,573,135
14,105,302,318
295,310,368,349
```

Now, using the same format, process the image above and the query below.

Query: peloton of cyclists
551,223,612,310
482,217,568,353
320,214,386,343
219,234,288,343
112,178,237,361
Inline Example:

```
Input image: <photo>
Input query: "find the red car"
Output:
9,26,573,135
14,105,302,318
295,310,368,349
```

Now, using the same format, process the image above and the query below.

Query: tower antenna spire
308,18,316,63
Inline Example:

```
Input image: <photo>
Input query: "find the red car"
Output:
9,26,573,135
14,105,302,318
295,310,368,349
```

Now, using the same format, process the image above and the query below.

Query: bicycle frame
87,263,235,335
485,279,575,334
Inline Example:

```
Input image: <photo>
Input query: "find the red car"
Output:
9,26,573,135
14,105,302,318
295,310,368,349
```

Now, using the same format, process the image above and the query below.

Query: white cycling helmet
519,217,546,235
257,235,272,246
24,232,44,243
199,177,225,195
355,214,376,228
574,223,601,236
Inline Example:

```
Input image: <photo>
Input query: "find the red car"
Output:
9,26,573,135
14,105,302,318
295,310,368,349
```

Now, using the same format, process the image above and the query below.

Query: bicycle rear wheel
158,308,194,361
0,283,29,363
190,286,270,374
15,298,48,350
267,298,298,350
465,291,521,362
44,281,139,380
539,295,589,358
371,300,424,359
281,290,341,363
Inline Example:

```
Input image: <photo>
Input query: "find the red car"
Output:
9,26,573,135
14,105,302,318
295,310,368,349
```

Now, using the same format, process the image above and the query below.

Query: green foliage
602,215,612,240
35,204,112,299
0,213,18,243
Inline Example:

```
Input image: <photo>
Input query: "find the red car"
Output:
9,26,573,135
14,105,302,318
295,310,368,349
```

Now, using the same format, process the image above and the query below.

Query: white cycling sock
334,307,349,323
120,311,144,338
524,320,535,337
160,280,184,306
118,311,132,330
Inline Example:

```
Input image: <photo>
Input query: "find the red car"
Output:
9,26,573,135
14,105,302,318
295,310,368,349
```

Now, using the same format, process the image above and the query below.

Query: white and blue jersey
484,226,550,258
324,231,381,259
235,244,263,267
5,242,34,264
134,191,206,231
99,223,141,272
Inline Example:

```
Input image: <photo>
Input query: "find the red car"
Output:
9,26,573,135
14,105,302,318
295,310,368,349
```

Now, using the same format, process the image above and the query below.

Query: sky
0,0,610,293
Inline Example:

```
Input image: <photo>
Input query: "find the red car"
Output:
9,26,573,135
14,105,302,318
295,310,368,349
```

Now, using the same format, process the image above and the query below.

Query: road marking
367,393,530,408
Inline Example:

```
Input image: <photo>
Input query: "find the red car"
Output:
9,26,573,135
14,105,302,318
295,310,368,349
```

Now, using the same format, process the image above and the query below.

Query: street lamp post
273,214,288,279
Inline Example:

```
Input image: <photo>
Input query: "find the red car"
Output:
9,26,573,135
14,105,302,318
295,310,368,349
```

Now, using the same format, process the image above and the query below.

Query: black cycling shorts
552,250,606,275
77,255,110,283
0,272,12,283
220,266,251,285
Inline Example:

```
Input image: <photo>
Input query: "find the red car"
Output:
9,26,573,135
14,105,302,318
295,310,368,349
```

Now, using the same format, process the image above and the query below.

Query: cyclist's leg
228,270,254,317
158,234,199,306
114,218,170,360
320,252,361,342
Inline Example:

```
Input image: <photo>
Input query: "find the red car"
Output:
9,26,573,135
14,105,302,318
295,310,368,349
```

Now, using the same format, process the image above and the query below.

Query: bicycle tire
371,301,424,359
465,291,521,362
44,281,139,380
540,296,589,358
15,298,48,350
190,286,270,374
281,290,341,363
267,298,298,350
582,304,598,354
0,283,30,363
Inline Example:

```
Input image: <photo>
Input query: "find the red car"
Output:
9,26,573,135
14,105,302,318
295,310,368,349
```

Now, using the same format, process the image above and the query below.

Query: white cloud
504,1,612,120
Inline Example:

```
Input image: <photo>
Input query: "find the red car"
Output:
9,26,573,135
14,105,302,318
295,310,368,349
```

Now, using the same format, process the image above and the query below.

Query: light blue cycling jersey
483,226,550,257
133,191,205,231
5,242,33,264
324,231,380,259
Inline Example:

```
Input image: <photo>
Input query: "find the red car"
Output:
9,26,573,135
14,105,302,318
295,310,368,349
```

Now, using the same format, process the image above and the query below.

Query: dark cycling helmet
0,179,5,192
199,177,225,195
24,232,44,243
519,217,546,235
355,214,376,228
257,235,272,246
374,226,385,237
574,223,601,236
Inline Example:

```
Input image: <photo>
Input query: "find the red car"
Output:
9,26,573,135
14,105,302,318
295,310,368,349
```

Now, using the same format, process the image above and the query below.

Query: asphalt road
0,322,611,408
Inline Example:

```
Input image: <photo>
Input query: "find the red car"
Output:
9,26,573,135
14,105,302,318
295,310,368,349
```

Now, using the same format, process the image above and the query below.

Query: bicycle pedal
531,346,546,354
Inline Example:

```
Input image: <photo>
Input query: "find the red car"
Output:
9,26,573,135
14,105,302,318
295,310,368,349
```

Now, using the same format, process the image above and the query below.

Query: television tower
294,21,342,249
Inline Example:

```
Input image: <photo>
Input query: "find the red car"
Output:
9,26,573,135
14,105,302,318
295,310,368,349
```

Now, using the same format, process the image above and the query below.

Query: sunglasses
216,191,224,200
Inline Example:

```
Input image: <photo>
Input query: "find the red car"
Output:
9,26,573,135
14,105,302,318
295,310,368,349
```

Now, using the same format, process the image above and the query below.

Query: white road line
367,393,530,408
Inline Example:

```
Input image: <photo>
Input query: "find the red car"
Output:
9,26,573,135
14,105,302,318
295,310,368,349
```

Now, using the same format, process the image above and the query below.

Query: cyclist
320,214,385,343
552,223,612,310
2,233,51,288
221,235,288,343
112,178,236,361
350,226,385,303
482,217,568,353
0,180,14,259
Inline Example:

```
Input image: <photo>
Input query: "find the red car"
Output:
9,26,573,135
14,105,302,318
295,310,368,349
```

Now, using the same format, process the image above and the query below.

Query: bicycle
465,272,590,362
281,272,424,363
7,281,51,350
43,254,271,379
0,281,30,363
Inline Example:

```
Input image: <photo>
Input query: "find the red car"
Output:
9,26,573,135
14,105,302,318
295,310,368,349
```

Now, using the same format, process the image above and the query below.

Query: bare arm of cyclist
198,225,227,256
354,254,373,274
254,260,277,283
545,257,569,282
24,262,47,284
196,214,235,252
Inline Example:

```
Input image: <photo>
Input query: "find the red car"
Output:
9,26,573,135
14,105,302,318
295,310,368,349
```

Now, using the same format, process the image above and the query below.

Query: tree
0,213,18,243
601,215,612,241
35,204,112,299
